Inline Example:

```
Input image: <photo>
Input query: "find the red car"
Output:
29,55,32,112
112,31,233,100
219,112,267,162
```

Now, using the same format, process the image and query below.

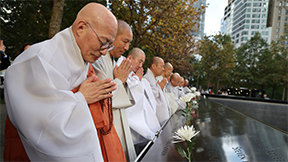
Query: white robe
92,53,136,161
4,27,103,161
183,86,192,94
143,68,170,125
126,72,160,144
165,82,186,110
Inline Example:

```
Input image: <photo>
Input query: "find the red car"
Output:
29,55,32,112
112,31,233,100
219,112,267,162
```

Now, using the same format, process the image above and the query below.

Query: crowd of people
3,3,194,161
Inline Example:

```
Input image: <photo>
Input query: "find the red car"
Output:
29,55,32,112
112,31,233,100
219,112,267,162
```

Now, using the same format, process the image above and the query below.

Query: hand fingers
121,59,131,70
92,79,116,90
96,93,114,101
84,74,98,84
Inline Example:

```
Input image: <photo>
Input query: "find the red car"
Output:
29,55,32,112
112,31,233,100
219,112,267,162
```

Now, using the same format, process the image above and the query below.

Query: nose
124,43,130,51
100,49,108,55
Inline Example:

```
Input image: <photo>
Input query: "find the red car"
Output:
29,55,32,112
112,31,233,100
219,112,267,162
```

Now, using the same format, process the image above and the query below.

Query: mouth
91,53,99,61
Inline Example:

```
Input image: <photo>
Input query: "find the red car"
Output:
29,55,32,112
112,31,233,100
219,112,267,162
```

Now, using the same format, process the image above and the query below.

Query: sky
204,0,228,36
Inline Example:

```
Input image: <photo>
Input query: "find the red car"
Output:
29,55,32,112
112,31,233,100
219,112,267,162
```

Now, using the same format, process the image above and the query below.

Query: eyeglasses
86,23,115,52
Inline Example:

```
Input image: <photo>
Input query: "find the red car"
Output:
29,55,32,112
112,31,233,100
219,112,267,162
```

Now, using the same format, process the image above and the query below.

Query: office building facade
222,0,272,47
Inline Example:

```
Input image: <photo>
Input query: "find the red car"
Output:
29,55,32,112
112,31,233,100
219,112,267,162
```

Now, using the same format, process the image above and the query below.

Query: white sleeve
4,56,103,161
111,78,134,108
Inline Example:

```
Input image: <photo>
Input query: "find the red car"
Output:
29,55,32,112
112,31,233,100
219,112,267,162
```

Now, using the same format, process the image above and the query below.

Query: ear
74,20,87,37
151,64,156,70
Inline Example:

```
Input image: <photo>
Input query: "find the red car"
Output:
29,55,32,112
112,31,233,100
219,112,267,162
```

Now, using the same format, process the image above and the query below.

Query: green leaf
176,145,187,158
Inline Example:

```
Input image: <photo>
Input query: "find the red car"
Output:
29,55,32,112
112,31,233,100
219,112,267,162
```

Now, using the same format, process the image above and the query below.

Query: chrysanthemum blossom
191,87,197,92
172,125,200,143
180,93,196,103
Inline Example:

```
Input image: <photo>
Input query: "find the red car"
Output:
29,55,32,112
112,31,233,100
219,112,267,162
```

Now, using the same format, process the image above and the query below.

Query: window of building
278,16,281,20
276,28,280,32
253,3,258,7
279,9,282,14
275,34,279,39
244,25,250,29
262,20,266,23
286,2,288,6
261,25,266,29
286,10,288,15
253,8,261,12
262,14,267,18
245,14,251,18
261,31,268,35
241,37,248,41
247,3,251,7
279,2,282,6
277,22,280,26
251,25,260,29
242,31,248,35
285,16,288,21
252,14,260,18
246,8,251,12
251,31,256,35
245,19,250,23
252,19,260,23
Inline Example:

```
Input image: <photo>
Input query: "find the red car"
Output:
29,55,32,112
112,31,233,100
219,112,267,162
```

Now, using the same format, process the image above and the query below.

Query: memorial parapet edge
142,99,288,162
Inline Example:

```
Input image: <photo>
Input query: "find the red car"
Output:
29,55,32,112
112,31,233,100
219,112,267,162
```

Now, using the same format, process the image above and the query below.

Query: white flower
172,125,200,143
195,91,201,96
191,87,197,92
180,93,196,103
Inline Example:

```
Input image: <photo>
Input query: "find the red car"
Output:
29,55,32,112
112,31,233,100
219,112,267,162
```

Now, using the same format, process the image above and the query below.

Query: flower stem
186,103,189,125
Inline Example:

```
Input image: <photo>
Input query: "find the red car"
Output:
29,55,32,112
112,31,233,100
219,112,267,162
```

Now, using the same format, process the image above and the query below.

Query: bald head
110,20,133,58
150,57,163,67
117,20,132,36
163,62,173,79
74,3,117,29
128,47,145,72
150,57,164,77
184,79,189,87
128,47,145,59
71,3,118,63
179,77,185,87
170,73,181,87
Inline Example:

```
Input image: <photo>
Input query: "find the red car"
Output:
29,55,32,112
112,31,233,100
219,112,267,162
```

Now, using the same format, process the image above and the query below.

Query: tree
110,0,205,77
49,0,65,38
197,34,235,91
1,0,53,59
270,34,288,100
234,32,269,91
0,0,106,59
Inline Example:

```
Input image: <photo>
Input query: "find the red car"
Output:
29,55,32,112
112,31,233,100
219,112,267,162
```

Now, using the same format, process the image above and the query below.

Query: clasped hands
79,74,116,104
113,58,132,83
157,77,168,90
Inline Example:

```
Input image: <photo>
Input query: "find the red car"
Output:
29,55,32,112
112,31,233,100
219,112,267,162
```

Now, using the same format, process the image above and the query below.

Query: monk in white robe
183,79,192,94
166,73,186,111
123,48,160,154
143,57,170,125
4,3,125,161
178,76,185,97
92,20,136,160
156,62,173,92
